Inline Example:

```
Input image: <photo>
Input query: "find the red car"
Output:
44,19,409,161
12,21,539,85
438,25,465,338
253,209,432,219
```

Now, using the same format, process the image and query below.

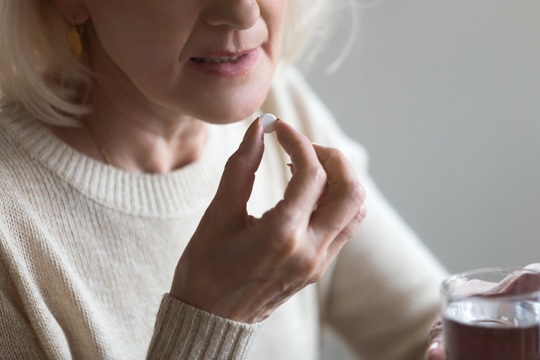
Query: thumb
210,119,264,218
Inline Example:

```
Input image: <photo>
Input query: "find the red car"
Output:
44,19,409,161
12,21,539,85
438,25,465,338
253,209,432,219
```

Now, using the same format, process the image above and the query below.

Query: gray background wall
305,2,540,357
304,0,540,275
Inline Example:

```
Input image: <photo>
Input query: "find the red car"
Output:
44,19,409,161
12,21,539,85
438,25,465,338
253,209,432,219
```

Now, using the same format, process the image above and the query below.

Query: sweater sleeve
147,294,261,360
264,66,448,359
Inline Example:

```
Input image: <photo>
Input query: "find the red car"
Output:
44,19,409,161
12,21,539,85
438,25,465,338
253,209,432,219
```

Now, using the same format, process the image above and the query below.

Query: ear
49,0,90,24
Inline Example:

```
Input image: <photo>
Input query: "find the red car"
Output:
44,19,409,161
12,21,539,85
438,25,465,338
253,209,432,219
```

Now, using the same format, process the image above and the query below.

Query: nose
201,0,260,30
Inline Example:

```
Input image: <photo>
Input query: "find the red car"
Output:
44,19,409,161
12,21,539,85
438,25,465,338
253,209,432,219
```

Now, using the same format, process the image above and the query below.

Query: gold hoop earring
68,17,83,58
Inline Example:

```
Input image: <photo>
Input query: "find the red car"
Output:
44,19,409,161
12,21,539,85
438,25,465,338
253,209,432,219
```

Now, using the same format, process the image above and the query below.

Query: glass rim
440,266,540,300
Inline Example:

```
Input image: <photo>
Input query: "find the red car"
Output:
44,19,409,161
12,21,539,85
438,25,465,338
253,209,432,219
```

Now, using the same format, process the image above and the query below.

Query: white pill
260,113,277,133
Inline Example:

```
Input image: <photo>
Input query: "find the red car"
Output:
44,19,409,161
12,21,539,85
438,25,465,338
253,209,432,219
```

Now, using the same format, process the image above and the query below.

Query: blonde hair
282,0,335,66
0,0,92,125
0,0,335,126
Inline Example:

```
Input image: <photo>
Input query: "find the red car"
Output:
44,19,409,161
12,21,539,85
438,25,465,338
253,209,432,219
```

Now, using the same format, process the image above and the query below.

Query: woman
0,0,446,359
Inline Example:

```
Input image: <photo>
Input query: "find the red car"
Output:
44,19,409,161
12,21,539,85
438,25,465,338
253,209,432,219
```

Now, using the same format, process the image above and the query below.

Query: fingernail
428,341,440,351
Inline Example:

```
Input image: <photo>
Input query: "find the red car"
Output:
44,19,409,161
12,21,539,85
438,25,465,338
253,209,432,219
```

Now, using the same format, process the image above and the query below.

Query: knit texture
0,67,447,359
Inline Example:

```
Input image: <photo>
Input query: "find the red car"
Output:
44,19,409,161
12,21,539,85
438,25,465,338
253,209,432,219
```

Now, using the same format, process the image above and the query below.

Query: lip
188,48,260,77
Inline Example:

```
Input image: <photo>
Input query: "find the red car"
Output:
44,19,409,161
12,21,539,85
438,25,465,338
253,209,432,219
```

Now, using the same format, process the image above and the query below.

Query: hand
170,118,366,323
425,263,540,360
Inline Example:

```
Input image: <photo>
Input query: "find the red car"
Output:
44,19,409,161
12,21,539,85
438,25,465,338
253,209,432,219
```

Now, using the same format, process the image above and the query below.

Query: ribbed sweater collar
1,115,245,218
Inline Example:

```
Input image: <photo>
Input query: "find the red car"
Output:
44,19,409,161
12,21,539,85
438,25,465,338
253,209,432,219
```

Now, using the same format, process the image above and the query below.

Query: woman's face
82,0,288,124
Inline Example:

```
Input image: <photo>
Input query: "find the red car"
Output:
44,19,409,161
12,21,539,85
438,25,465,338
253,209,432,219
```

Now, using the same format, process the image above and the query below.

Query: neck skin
49,87,209,175
49,31,209,174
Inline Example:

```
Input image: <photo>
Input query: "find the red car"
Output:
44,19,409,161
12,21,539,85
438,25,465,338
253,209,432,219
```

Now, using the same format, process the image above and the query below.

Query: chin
173,61,276,124
190,88,270,125
198,107,260,125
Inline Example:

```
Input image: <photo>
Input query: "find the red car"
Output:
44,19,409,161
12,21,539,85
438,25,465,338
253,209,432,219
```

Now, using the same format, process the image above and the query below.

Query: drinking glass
441,267,540,360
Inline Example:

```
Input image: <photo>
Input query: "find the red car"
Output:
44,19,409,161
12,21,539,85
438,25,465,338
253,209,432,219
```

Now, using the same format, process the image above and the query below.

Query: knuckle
359,204,368,222
309,265,325,283
336,206,366,242
322,147,348,169
357,182,367,201
327,220,346,237
297,251,324,283
347,181,365,207
270,224,301,256
338,223,357,243
325,147,345,161
309,165,327,186
309,268,324,283
279,237,299,258
350,204,367,228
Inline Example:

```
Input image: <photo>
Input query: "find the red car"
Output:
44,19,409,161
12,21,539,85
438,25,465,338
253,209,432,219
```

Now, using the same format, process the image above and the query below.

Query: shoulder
0,113,31,193
0,112,47,230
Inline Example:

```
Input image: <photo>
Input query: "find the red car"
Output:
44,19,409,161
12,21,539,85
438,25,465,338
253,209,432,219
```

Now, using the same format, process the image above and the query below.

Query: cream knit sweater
0,67,447,360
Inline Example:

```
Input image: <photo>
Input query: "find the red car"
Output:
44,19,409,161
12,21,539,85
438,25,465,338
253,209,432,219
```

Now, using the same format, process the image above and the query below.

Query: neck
48,100,209,174
97,83,213,172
